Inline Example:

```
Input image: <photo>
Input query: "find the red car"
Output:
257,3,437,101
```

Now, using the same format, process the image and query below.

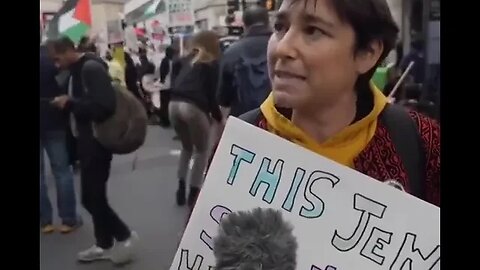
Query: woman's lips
274,70,306,80
273,70,306,90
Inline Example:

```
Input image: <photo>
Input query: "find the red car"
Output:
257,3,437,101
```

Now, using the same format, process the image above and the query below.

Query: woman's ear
355,40,384,74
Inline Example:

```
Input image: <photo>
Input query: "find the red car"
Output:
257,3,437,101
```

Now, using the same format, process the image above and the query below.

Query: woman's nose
274,29,299,60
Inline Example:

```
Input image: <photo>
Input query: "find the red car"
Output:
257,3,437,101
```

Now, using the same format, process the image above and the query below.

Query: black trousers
158,90,171,127
66,128,78,166
78,137,130,249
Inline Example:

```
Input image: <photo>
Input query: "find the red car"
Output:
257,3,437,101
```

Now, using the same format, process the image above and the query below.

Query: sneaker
41,224,55,234
77,245,112,262
111,231,139,265
58,224,79,234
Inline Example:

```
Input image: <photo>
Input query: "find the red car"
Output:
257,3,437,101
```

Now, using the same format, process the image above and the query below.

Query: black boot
188,187,200,209
176,180,186,206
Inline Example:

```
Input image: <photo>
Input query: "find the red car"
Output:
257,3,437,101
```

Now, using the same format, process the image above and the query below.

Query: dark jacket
64,53,115,140
171,60,222,121
124,52,141,99
160,47,175,85
40,45,68,134
217,25,272,116
171,53,194,88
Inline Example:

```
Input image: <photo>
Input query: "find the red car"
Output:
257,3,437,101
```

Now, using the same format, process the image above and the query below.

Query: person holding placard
240,0,440,206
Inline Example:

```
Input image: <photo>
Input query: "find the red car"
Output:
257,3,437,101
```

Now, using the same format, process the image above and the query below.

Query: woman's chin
272,91,298,108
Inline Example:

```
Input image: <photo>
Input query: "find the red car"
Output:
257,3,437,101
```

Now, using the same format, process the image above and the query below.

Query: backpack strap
239,108,262,125
380,104,426,199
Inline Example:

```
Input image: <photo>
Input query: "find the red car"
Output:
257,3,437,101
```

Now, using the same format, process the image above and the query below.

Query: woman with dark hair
241,0,440,206
169,31,223,209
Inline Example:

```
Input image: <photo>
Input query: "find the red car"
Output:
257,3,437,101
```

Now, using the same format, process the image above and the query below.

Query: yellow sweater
107,60,126,87
260,84,388,168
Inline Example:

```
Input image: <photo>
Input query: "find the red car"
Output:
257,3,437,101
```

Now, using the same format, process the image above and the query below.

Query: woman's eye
304,26,325,37
273,22,286,32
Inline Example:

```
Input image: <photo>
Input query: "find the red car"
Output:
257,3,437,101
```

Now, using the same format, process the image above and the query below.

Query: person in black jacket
217,5,272,117
48,37,138,265
40,44,80,234
169,31,222,209
157,46,176,127
124,51,142,100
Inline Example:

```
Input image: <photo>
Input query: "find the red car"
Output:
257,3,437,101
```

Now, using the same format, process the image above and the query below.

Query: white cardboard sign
170,117,440,270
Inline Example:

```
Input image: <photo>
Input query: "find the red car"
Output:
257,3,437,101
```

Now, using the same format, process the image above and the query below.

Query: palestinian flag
47,0,92,43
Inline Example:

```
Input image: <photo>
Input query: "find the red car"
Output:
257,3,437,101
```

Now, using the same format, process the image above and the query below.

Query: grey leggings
169,101,211,188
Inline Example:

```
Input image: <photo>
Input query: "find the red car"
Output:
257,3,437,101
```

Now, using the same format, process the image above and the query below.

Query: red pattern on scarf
257,111,440,206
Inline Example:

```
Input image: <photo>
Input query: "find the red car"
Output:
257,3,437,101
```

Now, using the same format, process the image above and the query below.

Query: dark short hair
243,5,270,28
105,52,113,61
49,36,76,54
327,0,399,84
77,36,97,53
78,36,90,47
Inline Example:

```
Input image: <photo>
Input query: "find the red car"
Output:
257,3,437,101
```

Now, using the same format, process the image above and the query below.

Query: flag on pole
47,0,92,43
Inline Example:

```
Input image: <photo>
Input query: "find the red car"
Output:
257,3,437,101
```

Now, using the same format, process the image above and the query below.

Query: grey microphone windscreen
213,208,298,270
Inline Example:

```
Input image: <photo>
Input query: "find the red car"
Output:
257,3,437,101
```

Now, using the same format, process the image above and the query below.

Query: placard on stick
170,117,440,270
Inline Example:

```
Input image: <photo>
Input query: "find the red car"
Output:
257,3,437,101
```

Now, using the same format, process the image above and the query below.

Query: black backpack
240,104,426,200
233,47,271,115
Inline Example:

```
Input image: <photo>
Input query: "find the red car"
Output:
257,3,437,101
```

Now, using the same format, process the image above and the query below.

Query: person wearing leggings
169,30,222,209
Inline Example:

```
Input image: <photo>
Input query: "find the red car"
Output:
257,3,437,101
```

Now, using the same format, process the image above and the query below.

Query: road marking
169,149,181,156
169,149,194,169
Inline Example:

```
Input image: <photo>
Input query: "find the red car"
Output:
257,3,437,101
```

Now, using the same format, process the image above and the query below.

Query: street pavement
40,126,189,270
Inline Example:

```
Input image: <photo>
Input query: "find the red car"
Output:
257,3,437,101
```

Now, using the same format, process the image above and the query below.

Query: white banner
170,117,440,270
168,0,194,27
107,20,124,44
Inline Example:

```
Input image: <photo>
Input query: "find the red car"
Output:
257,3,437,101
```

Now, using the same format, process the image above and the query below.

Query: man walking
47,37,138,265
40,44,81,234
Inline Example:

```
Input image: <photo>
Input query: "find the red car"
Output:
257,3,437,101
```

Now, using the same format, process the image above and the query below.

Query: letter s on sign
200,205,232,250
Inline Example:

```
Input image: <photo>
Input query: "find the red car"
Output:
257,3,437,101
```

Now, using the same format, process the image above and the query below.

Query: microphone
213,208,298,270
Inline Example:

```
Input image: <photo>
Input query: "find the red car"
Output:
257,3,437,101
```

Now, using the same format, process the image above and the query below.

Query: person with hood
47,37,138,265
40,44,81,234
241,0,440,206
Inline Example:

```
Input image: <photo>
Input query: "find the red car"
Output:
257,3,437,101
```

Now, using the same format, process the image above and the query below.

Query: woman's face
268,0,382,109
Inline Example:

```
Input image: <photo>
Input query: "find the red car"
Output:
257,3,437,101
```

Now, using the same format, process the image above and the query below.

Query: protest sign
168,0,194,27
170,117,440,270
107,19,124,44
